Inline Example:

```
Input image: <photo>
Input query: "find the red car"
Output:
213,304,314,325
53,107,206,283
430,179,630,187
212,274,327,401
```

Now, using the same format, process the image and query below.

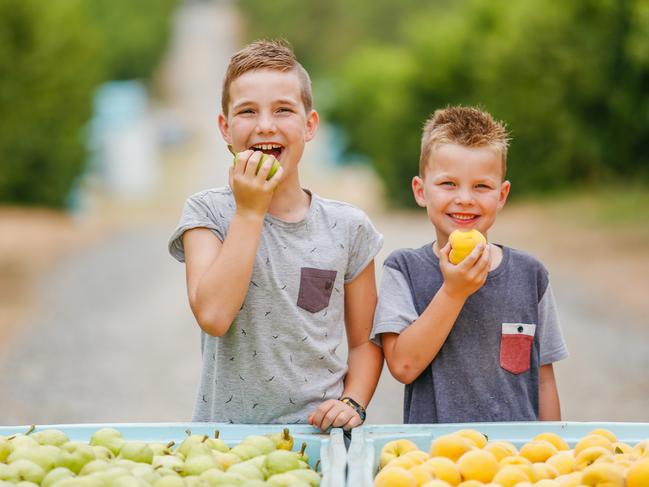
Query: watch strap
340,396,366,423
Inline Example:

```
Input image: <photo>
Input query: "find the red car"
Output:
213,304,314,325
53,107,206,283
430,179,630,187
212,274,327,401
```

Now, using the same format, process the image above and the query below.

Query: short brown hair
221,40,313,116
419,106,510,178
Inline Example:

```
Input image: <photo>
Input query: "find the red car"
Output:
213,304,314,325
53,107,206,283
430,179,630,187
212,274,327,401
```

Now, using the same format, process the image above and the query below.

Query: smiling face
412,142,511,247
218,68,319,180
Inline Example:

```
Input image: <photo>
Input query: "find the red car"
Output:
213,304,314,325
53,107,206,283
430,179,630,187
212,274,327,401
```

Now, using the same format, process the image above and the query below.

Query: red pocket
500,323,536,374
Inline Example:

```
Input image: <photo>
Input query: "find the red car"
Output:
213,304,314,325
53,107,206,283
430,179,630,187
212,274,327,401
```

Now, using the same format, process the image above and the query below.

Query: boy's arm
383,242,491,384
308,261,383,431
184,151,283,336
538,363,562,420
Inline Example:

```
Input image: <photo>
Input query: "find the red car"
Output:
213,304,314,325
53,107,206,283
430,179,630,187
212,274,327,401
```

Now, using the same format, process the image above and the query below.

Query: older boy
371,106,568,423
169,40,383,429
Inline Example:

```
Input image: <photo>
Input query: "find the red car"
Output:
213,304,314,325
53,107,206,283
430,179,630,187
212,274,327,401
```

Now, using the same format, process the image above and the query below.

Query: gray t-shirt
371,243,568,423
169,187,383,423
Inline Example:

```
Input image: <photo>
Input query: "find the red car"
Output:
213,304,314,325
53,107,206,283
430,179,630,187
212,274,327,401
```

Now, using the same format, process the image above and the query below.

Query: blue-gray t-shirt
371,243,568,423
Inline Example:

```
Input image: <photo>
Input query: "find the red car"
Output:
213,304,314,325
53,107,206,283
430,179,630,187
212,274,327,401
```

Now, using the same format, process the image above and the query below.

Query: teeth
452,214,476,220
252,143,282,150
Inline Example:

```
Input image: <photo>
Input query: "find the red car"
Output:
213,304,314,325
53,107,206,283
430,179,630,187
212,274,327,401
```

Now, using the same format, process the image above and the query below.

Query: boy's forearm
538,364,562,420
386,284,466,383
342,341,383,408
193,212,264,335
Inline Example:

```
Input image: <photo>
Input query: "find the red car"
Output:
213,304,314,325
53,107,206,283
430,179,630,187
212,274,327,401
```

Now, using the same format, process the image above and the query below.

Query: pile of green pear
0,426,321,487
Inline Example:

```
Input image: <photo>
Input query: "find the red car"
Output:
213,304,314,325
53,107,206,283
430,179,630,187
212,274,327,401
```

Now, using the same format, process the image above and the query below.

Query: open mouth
449,213,479,223
250,143,283,161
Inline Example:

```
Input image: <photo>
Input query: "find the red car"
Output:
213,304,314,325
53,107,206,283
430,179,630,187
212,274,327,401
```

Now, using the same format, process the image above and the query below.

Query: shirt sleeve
537,282,569,365
168,192,227,263
344,211,384,282
370,265,419,347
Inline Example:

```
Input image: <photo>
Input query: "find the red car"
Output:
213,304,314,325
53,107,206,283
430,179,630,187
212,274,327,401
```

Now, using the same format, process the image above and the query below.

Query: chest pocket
297,267,337,313
500,323,536,374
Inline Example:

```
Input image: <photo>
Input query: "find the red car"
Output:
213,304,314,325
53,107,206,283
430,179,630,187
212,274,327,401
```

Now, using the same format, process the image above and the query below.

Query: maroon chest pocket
499,323,536,375
297,267,337,313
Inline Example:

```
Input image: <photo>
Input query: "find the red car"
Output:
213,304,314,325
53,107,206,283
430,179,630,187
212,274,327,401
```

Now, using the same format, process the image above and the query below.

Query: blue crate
0,422,346,487
347,421,649,487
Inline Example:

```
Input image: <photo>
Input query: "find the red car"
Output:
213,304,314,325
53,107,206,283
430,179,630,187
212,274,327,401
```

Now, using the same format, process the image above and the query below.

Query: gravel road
1,0,647,427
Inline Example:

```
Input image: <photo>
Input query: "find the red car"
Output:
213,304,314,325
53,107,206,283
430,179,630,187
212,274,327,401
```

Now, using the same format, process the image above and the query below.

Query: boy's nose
256,112,276,133
454,188,475,204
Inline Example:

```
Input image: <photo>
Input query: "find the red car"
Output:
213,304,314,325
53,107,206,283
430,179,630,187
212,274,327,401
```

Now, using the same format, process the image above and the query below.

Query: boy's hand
307,399,362,432
439,240,490,299
229,150,284,219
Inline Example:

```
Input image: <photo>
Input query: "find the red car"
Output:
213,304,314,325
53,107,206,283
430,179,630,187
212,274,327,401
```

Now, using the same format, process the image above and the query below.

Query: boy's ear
412,176,427,208
218,113,232,144
497,180,511,211
304,110,319,142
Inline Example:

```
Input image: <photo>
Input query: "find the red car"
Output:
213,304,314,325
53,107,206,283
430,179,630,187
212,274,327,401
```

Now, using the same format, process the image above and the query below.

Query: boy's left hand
307,399,362,431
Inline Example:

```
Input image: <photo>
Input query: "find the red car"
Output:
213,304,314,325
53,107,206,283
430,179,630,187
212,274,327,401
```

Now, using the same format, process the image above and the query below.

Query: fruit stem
201,435,208,443
314,459,321,472
26,424,36,435
214,430,220,439
299,442,307,456
283,428,290,441
185,429,192,437
166,441,175,449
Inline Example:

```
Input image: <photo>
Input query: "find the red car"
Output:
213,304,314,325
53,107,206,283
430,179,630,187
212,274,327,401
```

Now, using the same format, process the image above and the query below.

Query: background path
0,0,647,427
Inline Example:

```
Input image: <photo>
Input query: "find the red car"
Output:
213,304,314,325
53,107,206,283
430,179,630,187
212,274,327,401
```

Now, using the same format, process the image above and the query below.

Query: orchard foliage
240,0,649,206
0,0,178,207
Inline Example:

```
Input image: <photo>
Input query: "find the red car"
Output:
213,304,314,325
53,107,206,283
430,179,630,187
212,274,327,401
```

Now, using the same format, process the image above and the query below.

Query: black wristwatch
340,396,366,423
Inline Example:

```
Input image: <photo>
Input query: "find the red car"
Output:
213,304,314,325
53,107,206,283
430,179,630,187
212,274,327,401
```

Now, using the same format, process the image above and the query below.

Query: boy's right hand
439,240,490,300
229,150,284,219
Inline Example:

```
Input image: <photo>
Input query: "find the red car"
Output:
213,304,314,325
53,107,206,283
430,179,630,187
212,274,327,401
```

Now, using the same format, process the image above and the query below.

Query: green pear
16,480,40,487
229,444,261,462
131,464,160,484
108,475,144,487
229,145,280,180
183,476,209,487
41,467,75,487
8,435,39,452
152,454,184,471
89,429,124,456
241,436,275,455
262,450,301,477
59,443,96,475
240,481,266,487
149,442,175,457
0,463,18,482
152,467,180,479
112,459,138,471
91,445,114,461
0,437,12,462
202,470,246,485
178,454,218,476
31,430,69,447
118,442,154,464
177,432,211,459
153,475,185,487
79,460,110,476
286,469,321,486
7,459,46,484
267,429,293,451
226,462,263,481
184,443,212,460
8,444,62,472
266,473,309,487
211,451,240,470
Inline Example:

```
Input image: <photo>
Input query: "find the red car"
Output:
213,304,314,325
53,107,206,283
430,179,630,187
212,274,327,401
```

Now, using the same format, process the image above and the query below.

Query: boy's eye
440,181,455,187
476,184,492,189
277,107,293,113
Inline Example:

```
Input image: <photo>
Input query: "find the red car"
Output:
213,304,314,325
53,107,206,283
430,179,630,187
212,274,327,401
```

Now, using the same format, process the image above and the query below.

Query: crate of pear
0,423,345,487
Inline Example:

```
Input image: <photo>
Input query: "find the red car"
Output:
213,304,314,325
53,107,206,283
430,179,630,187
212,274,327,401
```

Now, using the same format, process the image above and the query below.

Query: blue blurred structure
83,80,159,204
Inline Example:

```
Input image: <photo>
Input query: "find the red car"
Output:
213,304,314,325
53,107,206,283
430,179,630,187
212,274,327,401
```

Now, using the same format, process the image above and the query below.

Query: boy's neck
267,178,311,222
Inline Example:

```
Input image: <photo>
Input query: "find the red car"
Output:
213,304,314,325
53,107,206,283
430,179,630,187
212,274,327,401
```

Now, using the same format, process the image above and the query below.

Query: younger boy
371,106,568,423
168,40,383,430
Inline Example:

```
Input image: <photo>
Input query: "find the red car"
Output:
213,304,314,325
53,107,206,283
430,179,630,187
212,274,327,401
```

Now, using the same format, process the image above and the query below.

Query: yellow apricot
580,462,624,486
448,229,486,264
491,465,530,487
429,435,474,462
532,462,559,480
421,481,453,487
555,471,583,487
611,441,632,455
423,457,462,486
520,440,558,463
380,439,420,469
404,449,431,464
483,441,518,461
546,451,576,475
574,435,613,456
454,429,488,449
374,466,417,487
587,429,617,443
574,446,613,470
535,481,560,487
456,481,484,487
534,432,570,451
631,439,649,458
409,464,434,485
627,459,649,487
456,449,498,483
